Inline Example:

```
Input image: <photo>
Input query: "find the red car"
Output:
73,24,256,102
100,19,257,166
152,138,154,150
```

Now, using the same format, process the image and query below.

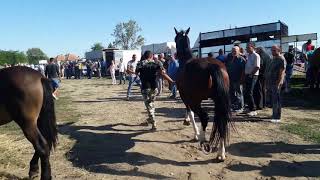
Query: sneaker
52,93,58,100
169,95,176,99
235,108,244,113
270,119,281,123
126,97,130,101
151,123,157,130
247,111,257,117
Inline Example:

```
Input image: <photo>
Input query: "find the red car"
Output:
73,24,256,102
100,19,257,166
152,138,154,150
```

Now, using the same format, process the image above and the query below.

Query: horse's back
0,66,45,123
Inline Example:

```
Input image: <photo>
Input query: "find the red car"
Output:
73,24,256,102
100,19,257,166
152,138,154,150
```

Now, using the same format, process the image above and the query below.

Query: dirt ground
1,78,320,180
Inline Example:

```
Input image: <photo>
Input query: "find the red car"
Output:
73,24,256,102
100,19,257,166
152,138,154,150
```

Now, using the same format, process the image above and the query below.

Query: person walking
244,42,261,116
108,60,117,85
265,45,286,122
126,54,141,100
118,58,126,85
45,58,61,100
136,51,174,130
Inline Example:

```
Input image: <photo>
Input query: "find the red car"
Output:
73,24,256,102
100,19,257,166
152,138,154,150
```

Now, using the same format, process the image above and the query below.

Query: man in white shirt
126,54,141,100
244,42,261,116
118,58,126,84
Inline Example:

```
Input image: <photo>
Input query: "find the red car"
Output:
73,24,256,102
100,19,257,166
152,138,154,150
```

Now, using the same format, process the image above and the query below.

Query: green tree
112,20,145,50
0,50,28,65
91,43,104,51
26,48,48,64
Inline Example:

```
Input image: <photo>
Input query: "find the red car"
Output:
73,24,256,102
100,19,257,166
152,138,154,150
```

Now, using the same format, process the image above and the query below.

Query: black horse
0,66,57,180
174,28,232,161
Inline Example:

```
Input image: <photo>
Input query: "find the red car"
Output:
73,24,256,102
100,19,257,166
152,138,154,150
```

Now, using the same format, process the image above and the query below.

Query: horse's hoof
29,172,39,180
183,120,190,126
200,142,212,155
216,155,226,162
194,134,199,141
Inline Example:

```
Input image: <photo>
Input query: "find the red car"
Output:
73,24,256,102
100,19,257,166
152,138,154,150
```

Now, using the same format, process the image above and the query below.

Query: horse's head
174,27,191,60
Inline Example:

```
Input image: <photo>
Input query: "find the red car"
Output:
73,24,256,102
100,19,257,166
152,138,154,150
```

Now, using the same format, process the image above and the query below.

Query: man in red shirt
303,39,314,53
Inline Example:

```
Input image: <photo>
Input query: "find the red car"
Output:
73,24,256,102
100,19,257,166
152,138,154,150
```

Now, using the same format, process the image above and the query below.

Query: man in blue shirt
216,49,226,63
167,54,179,99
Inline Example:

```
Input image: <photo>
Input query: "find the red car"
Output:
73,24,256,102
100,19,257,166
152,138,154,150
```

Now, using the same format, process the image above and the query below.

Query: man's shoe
169,95,176,99
151,123,157,130
270,119,281,123
235,108,244,113
52,93,58,100
247,111,257,117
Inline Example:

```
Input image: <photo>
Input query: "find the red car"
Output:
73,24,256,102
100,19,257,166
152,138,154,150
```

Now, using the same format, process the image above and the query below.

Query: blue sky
0,0,319,57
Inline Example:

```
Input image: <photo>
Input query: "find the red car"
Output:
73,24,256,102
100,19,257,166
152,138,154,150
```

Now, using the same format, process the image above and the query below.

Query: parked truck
102,48,141,68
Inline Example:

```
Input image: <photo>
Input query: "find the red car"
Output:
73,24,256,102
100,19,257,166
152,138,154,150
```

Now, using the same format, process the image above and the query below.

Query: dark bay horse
308,47,320,89
174,28,232,161
0,66,57,180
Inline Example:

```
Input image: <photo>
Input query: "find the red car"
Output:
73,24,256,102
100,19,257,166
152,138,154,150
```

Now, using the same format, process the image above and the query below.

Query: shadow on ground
58,123,212,179
226,141,320,177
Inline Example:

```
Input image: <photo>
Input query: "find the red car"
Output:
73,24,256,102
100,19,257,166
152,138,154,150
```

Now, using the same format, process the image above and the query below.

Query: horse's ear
186,27,190,35
174,27,178,35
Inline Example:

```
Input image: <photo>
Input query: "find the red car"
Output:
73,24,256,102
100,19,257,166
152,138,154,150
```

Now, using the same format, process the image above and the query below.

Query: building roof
55,53,79,61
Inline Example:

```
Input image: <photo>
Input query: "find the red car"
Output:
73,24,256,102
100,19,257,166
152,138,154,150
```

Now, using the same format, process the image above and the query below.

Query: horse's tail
38,78,58,150
208,64,232,148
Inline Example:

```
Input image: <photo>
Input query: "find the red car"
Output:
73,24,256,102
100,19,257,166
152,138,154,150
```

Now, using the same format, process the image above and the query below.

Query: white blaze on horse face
189,111,200,140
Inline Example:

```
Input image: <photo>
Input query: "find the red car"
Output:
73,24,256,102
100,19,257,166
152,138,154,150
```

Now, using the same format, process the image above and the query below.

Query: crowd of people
216,40,315,123
2,40,315,128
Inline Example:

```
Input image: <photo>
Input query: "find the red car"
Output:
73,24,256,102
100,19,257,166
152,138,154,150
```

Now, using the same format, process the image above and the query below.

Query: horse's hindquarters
0,104,12,126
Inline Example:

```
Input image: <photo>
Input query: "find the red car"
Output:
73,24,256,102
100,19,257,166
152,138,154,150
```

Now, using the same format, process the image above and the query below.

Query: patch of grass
283,76,320,108
281,124,320,143
56,96,80,124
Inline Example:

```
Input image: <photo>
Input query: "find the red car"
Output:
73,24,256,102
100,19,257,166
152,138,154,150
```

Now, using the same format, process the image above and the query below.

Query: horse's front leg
217,138,226,162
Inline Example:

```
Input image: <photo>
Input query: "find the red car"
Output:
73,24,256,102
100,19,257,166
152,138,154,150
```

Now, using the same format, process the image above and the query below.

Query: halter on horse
174,28,232,161
0,66,57,180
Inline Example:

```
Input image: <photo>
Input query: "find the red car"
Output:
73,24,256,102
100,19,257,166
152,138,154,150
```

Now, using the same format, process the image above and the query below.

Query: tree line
0,48,48,65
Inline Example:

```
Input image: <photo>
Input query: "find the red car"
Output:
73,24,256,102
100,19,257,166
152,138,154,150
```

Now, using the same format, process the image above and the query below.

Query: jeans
171,83,177,97
156,76,163,95
245,75,258,111
119,72,126,84
271,84,281,119
127,76,141,97
230,81,244,110
111,71,116,84
254,75,266,109
87,69,92,79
